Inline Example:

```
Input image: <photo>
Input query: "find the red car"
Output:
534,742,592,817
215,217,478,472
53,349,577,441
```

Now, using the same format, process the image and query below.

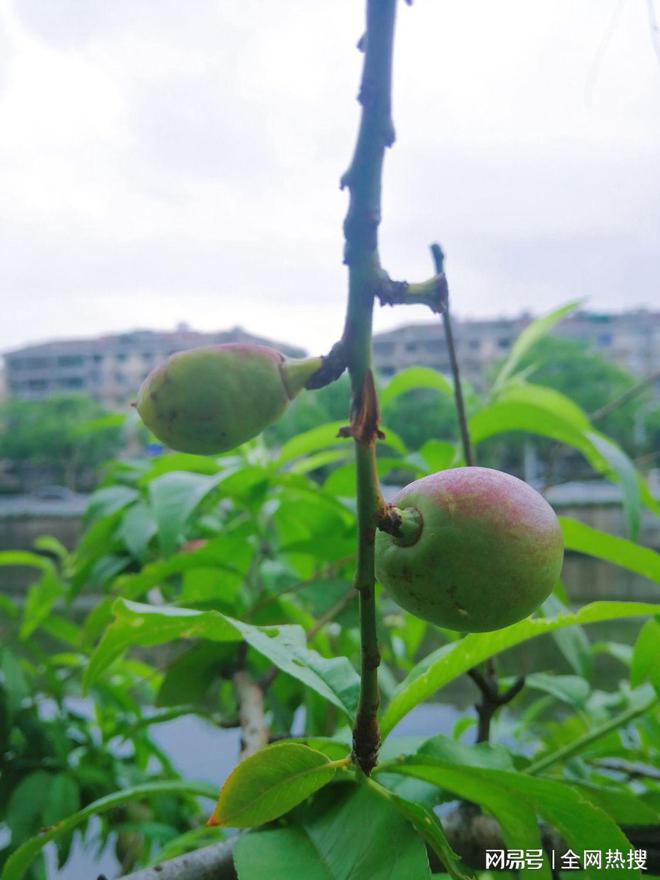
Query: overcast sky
1,0,659,357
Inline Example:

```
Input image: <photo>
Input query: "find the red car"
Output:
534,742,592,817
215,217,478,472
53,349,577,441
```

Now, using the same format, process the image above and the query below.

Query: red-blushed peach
375,467,563,632
136,344,322,455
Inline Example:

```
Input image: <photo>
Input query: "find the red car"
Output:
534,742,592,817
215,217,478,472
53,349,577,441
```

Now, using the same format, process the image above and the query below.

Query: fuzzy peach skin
137,344,321,455
375,467,564,632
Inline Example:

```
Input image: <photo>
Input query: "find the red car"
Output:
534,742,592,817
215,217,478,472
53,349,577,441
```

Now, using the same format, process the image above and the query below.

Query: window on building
27,379,47,390
116,353,128,362
373,341,394,356
93,353,104,363
468,338,481,350
405,341,418,352
59,377,84,389
497,338,512,349
57,355,84,367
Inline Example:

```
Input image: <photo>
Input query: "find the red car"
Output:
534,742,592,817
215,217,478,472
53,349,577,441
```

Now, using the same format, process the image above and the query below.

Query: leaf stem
526,693,657,775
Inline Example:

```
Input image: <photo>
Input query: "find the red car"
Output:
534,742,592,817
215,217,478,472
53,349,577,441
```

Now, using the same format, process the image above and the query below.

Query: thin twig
589,369,659,422
592,758,660,781
428,244,523,740
430,243,473,467
307,588,358,640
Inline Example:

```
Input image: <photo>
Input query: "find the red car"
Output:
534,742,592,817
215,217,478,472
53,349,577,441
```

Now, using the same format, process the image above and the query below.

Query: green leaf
323,456,408,497
380,367,453,409
276,421,351,467
86,600,360,717
140,451,225,480
418,439,457,474
157,641,235,707
0,649,29,714
233,784,432,880
0,551,54,572
376,761,549,880
382,759,638,880
32,535,69,561
84,599,241,689
573,783,660,826
118,501,157,560
19,570,67,640
230,618,360,719
417,734,515,771
276,420,405,467
526,688,657,774
364,777,474,880
149,471,226,554
469,399,586,452
493,300,581,390
523,673,590,708
561,517,660,583
289,449,350,475
381,601,660,736
631,619,660,692
496,383,590,430
586,431,641,540
209,743,340,828
41,773,80,827
114,531,251,600
1,780,217,880
41,773,80,867
469,400,643,537
85,485,138,525
6,772,53,845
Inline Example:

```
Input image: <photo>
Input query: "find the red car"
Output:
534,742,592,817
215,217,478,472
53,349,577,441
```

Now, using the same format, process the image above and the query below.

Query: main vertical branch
341,0,398,775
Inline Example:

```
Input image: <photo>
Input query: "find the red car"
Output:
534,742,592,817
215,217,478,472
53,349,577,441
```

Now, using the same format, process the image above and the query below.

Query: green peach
136,344,322,455
375,467,563,632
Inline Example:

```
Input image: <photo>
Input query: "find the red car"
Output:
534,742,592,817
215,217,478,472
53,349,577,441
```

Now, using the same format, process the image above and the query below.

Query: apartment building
4,325,305,410
373,309,660,391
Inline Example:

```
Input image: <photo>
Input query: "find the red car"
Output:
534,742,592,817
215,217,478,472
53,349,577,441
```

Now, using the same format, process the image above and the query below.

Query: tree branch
111,807,660,878
233,668,268,759
109,837,237,880
340,0,399,776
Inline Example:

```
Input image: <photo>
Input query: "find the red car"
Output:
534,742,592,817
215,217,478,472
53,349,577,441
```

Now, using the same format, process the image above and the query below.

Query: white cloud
0,0,658,357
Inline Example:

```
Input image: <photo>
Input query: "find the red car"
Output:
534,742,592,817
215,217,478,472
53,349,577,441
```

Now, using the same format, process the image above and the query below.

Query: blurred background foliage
0,306,659,878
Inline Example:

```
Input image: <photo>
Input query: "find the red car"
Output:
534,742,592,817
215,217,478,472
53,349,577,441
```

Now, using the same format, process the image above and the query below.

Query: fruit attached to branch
136,344,322,454
375,467,563,632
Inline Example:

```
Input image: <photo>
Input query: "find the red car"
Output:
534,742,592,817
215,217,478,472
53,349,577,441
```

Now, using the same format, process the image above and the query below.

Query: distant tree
380,387,458,451
0,394,123,491
518,336,643,453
